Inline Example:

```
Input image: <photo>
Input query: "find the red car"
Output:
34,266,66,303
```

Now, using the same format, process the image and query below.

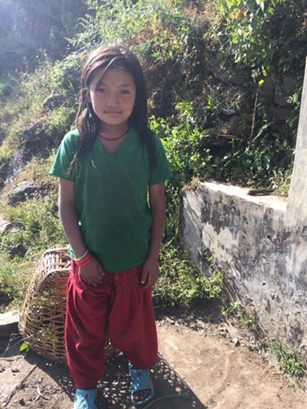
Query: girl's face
88,67,136,133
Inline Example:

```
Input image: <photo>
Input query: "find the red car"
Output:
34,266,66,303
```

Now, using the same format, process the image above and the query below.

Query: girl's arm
141,181,166,289
59,178,105,286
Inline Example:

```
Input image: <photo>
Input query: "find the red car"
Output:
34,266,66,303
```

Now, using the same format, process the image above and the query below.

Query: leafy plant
211,0,307,78
208,0,303,192
20,342,33,358
0,192,66,255
270,340,305,383
0,261,29,311
153,243,223,311
150,101,212,187
223,301,259,332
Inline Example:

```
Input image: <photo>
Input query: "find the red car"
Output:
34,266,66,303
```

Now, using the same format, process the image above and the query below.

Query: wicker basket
19,246,118,363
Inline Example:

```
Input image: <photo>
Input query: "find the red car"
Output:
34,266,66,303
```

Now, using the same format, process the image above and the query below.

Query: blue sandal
74,388,98,409
128,363,154,406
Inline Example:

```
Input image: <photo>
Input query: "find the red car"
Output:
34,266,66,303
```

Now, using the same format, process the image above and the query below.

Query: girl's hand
141,258,160,289
79,257,105,287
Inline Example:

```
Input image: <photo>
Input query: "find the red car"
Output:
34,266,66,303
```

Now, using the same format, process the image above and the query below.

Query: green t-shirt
50,127,173,272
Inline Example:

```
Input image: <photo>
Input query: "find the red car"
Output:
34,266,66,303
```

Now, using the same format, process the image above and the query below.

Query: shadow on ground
98,353,207,408
1,333,207,408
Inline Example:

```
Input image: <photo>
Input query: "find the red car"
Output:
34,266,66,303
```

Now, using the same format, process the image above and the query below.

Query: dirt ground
1,301,307,409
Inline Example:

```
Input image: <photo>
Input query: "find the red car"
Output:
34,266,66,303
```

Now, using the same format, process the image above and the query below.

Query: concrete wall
285,58,307,227
182,60,307,360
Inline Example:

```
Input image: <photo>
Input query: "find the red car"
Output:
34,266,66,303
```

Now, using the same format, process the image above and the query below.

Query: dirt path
1,303,307,408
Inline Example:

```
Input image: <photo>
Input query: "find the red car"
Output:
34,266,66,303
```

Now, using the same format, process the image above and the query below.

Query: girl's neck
99,122,130,140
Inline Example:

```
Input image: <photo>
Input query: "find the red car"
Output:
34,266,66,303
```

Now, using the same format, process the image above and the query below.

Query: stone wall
182,59,307,360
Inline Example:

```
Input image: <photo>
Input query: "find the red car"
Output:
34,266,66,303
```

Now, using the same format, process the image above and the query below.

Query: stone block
0,310,19,339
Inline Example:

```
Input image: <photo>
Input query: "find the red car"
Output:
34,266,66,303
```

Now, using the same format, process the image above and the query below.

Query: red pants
65,261,158,389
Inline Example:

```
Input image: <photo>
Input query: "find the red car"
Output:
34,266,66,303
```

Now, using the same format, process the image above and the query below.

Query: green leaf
20,342,30,352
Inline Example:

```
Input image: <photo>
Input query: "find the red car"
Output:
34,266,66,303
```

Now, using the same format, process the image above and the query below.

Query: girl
50,44,172,409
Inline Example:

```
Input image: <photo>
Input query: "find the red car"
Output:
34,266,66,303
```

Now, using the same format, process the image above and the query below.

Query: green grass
154,244,223,311
270,340,305,383
222,301,259,333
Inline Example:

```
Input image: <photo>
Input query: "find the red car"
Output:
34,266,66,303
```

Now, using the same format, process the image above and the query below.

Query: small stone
8,243,27,259
222,108,236,116
5,222,25,233
8,181,40,205
0,214,10,233
0,310,19,339
232,338,240,346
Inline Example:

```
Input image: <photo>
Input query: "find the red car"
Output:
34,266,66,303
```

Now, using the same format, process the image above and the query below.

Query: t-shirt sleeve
148,135,173,185
49,131,79,181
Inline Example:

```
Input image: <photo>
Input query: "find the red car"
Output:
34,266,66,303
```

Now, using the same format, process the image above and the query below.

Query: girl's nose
106,93,119,106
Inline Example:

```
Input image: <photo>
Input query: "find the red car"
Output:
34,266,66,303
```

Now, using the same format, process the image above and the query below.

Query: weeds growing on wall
222,301,259,333
270,340,305,383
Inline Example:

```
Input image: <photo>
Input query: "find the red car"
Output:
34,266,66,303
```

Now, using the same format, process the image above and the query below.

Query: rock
227,115,241,133
0,310,19,339
222,108,237,116
8,244,27,259
0,161,9,189
22,120,46,141
180,58,188,76
8,181,39,205
232,338,240,347
62,46,87,63
4,222,25,233
260,75,276,100
43,91,64,110
0,84,12,98
0,213,10,233
5,148,26,187
267,107,291,122
273,77,296,106
206,56,247,86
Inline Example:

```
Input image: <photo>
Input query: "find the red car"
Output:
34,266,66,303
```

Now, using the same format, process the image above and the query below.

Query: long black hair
73,44,155,168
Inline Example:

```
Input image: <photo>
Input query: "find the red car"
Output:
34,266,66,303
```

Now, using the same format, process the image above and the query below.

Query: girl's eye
97,88,106,93
120,90,130,95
